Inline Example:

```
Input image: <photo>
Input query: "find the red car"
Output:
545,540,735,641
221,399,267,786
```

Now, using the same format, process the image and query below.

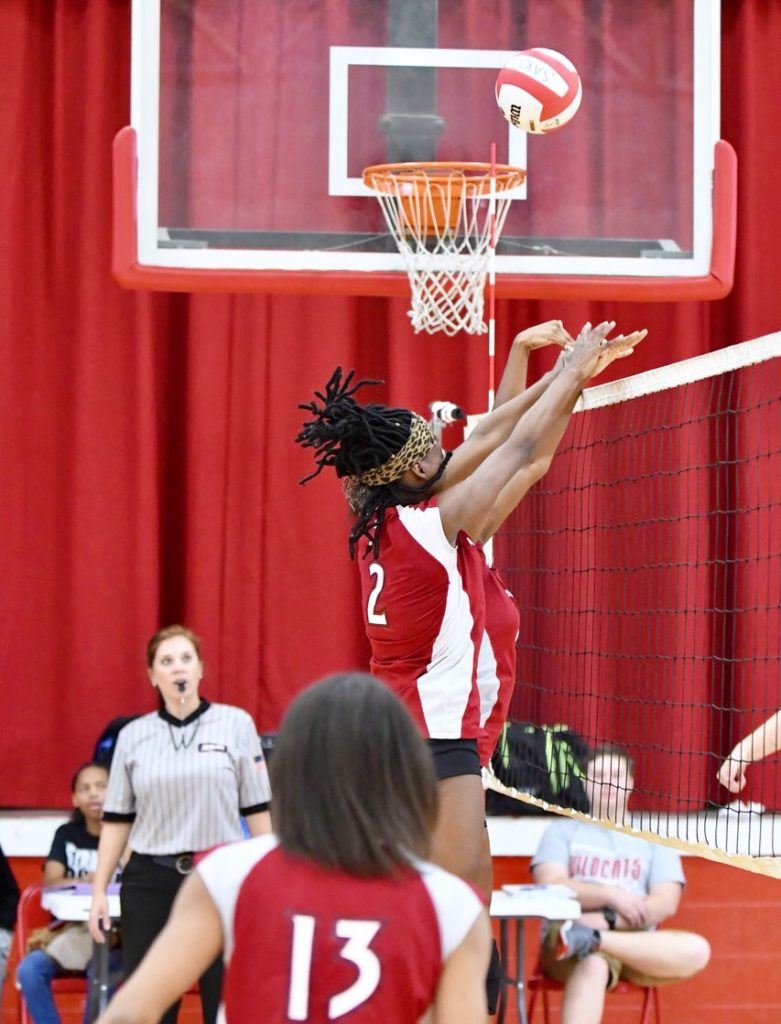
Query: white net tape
365,166,523,337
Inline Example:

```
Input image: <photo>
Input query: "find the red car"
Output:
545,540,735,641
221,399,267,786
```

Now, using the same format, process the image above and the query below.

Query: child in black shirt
18,762,121,1023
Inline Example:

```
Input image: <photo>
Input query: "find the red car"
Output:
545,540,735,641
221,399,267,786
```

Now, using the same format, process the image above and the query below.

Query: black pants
426,737,482,780
121,852,223,1024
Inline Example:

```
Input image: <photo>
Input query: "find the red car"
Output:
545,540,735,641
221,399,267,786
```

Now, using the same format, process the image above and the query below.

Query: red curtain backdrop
0,1,779,807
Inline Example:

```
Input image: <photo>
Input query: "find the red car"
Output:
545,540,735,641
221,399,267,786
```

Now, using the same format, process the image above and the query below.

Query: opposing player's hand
717,757,748,793
513,320,574,351
589,328,648,379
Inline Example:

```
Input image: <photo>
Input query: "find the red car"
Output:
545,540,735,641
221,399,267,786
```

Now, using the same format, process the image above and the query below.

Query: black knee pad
486,937,503,1014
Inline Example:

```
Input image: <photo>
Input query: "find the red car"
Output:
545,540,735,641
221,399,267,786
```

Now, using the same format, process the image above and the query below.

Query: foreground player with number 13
95,673,490,1024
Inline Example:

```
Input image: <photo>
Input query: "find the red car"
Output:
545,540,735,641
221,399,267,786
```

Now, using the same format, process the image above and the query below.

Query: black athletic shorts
427,738,482,781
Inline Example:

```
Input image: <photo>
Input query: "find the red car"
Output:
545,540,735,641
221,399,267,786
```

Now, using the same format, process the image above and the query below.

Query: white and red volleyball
495,48,582,134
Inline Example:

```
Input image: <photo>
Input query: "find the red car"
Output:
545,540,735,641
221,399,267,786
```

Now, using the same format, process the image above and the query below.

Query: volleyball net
488,332,781,877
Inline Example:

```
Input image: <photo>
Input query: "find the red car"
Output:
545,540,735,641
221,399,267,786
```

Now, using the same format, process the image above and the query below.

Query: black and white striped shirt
102,700,271,854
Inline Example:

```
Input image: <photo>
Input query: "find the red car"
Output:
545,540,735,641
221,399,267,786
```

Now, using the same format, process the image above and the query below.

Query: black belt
136,852,195,875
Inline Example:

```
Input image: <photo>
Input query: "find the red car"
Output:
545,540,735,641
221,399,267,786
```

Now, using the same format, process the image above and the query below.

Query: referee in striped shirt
89,625,271,1024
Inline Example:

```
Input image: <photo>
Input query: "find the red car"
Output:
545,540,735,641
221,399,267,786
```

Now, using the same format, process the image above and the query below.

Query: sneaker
553,921,601,961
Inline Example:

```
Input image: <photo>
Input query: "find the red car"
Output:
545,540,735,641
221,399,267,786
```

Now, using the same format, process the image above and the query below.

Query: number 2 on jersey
287,914,382,1020
366,562,387,626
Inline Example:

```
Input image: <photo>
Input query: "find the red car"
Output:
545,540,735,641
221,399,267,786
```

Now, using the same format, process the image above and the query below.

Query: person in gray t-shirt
531,743,710,1024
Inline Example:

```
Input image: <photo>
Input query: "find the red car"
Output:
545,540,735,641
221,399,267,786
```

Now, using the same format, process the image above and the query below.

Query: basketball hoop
363,161,525,336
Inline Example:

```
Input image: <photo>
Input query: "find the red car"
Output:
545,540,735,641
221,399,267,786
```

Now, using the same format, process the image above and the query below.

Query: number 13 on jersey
287,914,383,1020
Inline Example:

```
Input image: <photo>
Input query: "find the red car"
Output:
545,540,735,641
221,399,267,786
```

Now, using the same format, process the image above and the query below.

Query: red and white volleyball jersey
476,548,520,766
198,835,484,1024
357,497,485,739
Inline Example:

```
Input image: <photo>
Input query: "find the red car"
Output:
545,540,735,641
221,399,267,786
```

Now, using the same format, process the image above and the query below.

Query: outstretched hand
556,323,647,381
513,320,574,351
556,321,616,380
590,328,647,379
717,757,748,793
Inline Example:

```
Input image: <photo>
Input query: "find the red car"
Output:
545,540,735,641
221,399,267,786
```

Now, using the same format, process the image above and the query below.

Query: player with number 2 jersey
294,324,646,1013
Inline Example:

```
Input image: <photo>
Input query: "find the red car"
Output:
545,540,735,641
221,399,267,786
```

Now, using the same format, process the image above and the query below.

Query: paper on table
74,882,120,895
50,882,121,896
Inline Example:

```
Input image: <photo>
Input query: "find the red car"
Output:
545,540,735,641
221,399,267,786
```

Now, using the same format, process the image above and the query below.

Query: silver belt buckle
175,854,194,875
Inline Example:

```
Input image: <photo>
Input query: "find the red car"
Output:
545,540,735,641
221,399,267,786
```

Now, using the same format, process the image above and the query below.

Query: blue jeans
18,948,122,1024
0,927,12,1006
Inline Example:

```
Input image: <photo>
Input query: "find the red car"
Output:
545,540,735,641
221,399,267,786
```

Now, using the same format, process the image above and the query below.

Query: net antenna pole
487,142,497,408
481,144,499,568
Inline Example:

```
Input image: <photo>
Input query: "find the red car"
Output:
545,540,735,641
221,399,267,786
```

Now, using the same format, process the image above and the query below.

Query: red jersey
476,549,520,766
357,498,485,739
197,835,483,1023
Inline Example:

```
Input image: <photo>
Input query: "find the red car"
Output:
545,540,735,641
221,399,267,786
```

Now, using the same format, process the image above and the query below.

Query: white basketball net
364,164,524,337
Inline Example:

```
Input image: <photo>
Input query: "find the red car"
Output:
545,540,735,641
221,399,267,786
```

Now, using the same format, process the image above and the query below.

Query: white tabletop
490,885,580,921
5,811,780,858
41,886,121,922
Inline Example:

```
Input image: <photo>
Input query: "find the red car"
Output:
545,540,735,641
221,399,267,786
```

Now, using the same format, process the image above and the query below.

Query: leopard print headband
347,413,436,489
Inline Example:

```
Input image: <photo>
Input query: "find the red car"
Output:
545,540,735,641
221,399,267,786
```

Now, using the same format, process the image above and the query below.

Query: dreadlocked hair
296,368,448,560
296,368,413,483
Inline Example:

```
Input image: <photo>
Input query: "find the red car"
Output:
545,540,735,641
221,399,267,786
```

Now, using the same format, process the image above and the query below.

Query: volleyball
495,48,582,134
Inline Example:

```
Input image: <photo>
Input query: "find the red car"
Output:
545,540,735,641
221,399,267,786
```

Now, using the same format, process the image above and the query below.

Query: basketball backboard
114,0,735,300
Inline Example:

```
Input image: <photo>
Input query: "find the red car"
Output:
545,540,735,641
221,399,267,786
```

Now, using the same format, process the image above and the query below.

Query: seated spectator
17,762,122,1024
531,742,710,1024
0,841,20,1005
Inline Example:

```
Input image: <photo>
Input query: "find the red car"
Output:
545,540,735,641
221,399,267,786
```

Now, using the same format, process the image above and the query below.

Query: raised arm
493,321,573,408
440,366,560,488
718,709,781,792
438,322,635,543
438,321,573,488
475,325,646,541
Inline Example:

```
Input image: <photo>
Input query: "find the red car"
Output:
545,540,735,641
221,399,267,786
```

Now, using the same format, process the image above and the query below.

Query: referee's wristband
601,906,617,930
